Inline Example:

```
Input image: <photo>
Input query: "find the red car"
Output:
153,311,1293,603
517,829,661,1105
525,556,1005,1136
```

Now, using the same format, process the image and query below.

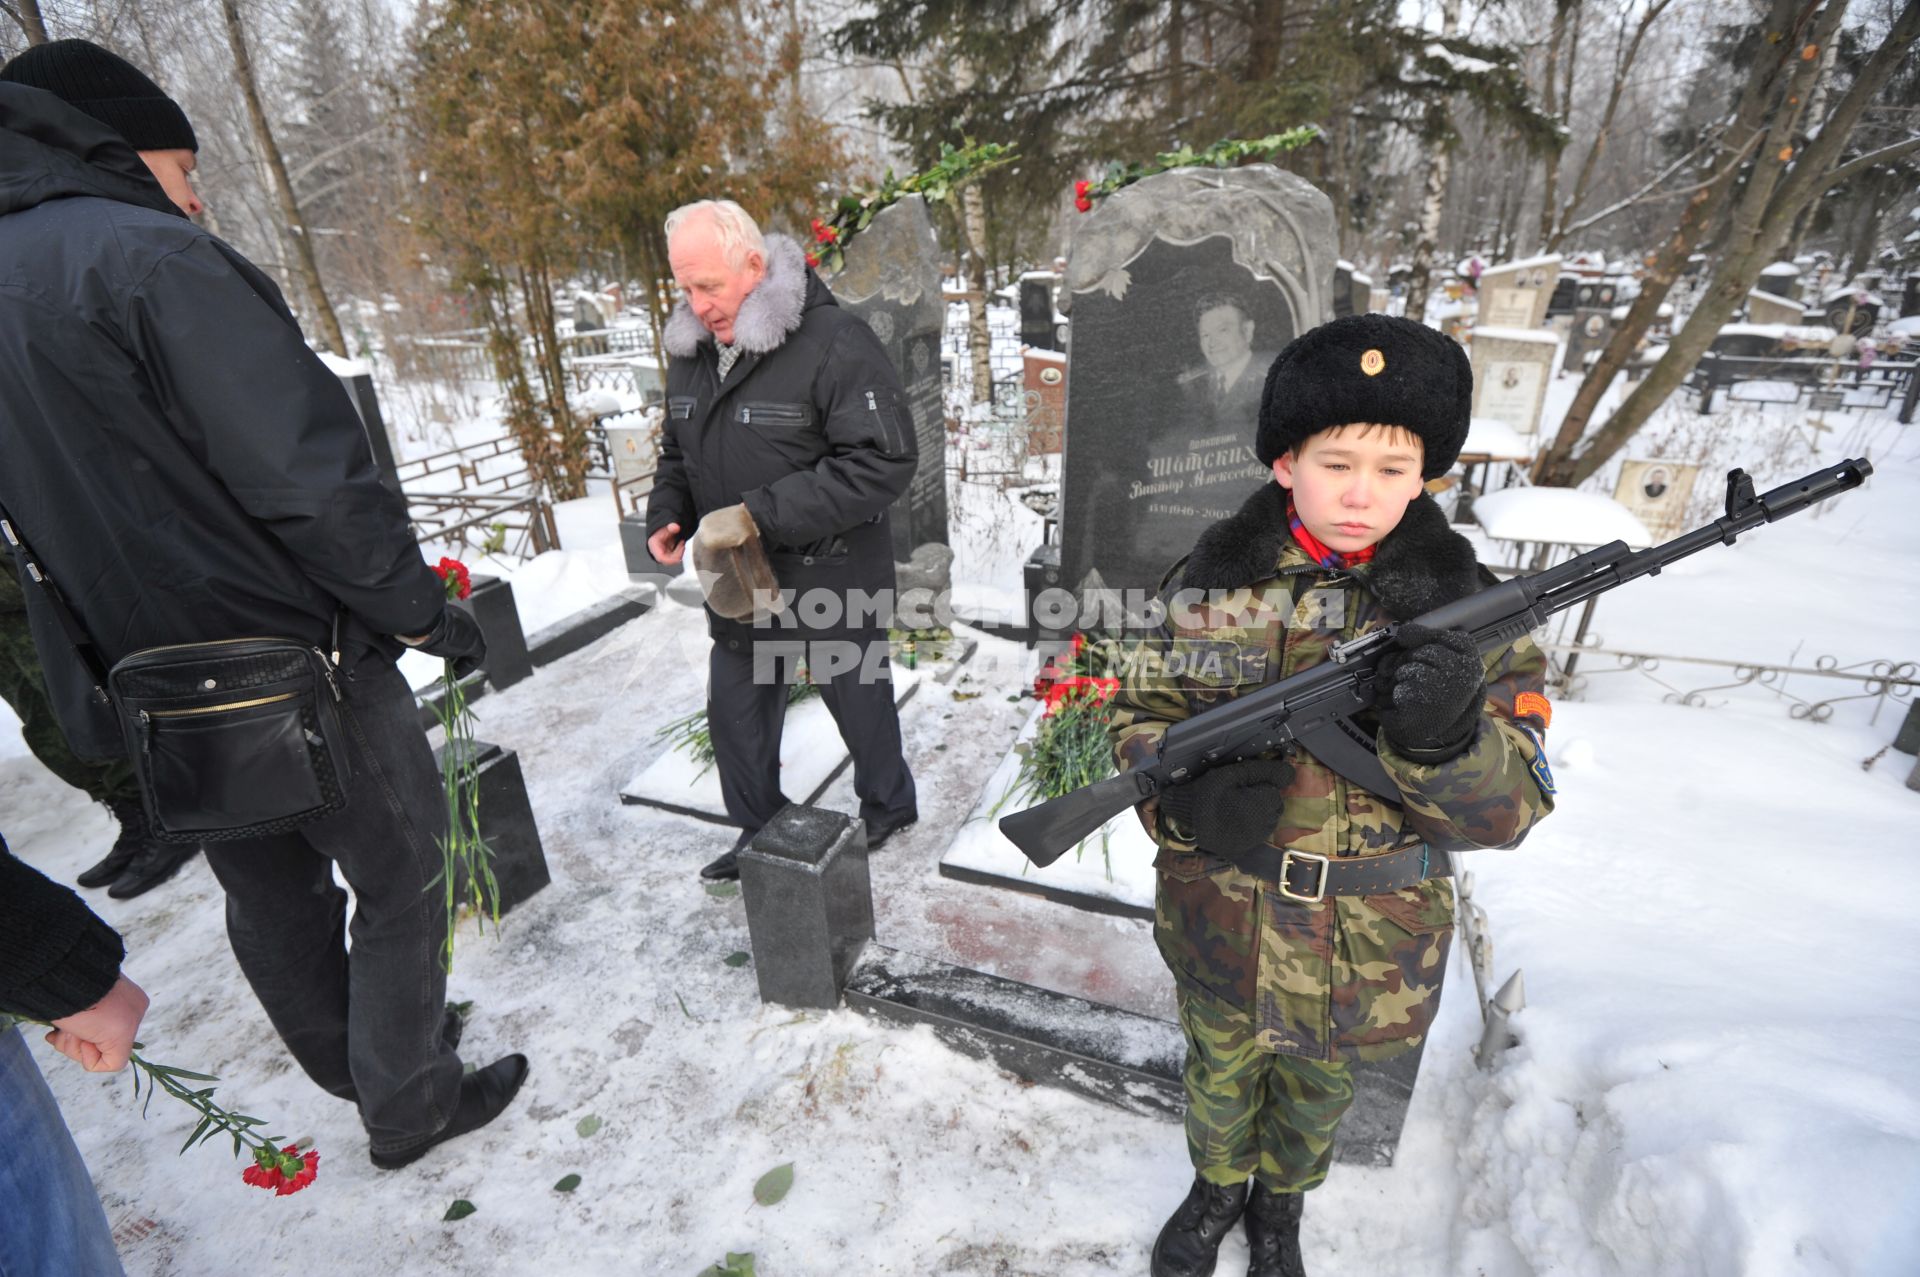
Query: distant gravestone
1746,290,1804,327
1755,261,1800,298
1471,328,1560,438
1058,165,1337,603
1475,256,1561,330
831,196,950,559
1019,271,1063,351
1561,307,1615,375
1902,272,1920,319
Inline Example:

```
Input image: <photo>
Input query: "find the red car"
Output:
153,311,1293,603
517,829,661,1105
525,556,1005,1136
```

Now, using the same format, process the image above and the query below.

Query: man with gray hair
647,200,920,881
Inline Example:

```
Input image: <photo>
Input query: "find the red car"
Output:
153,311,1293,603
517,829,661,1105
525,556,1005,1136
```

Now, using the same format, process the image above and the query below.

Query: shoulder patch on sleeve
1516,724,1556,796
1515,691,1552,730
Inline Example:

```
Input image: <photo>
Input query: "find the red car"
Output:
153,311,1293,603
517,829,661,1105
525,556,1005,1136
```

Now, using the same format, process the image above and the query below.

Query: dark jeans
707,637,917,834
201,659,462,1156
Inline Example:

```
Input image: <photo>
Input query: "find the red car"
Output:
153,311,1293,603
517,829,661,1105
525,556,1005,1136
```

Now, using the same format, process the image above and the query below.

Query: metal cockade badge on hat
1360,349,1385,376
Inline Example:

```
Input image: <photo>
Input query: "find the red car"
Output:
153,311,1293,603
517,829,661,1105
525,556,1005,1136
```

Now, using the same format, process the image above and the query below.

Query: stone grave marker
1057,165,1337,604
1561,307,1616,375
1747,290,1804,327
1471,328,1560,438
830,196,950,560
1019,271,1063,350
1475,255,1561,330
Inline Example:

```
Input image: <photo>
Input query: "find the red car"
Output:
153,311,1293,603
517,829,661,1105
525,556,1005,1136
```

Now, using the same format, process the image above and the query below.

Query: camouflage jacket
1109,485,1555,1062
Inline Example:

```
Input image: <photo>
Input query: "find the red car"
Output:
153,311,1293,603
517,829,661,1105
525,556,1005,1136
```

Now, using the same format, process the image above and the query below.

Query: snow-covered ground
3,332,1919,1275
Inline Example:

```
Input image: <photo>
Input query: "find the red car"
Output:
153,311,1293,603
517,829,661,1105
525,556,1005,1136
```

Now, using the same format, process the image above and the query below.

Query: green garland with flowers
1071,128,1323,212
806,140,1019,274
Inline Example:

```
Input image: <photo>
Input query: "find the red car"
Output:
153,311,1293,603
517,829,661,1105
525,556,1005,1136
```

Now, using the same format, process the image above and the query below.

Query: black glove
1157,757,1295,857
412,606,487,681
1375,623,1484,762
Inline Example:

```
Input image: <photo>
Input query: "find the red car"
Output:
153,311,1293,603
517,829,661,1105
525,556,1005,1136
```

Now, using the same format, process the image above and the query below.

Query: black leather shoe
1244,1182,1307,1277
77,800,149,888
369,1053,528,1170
1151,1176,1249,1277
865,808,919,851
700,828,756,881
107,840,201,900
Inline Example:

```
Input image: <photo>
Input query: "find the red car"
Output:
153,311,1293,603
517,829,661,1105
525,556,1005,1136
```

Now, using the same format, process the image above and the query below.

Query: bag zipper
141,691,298,721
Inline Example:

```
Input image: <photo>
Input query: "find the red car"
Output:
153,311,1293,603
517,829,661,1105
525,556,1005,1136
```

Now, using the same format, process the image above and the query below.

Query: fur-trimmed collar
663,233,810,358
1177,484,1484,620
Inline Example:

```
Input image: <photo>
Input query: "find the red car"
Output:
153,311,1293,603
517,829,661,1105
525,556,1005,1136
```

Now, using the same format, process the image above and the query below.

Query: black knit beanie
0,39,197,152
1256,314,1472,479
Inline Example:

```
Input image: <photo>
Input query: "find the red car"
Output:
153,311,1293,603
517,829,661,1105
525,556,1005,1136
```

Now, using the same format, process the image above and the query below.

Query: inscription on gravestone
1058,166,1337,606
830,196,950,558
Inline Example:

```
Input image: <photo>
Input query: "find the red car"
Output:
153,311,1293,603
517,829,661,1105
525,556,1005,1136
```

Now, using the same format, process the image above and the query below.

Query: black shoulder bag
1,506,352,843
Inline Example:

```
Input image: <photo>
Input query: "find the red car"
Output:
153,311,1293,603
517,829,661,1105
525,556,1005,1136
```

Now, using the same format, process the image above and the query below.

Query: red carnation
806,251,821,268
243,1144,319,1196
1074,179,1091,197
434,557,472,602
1074,196,1093,213
1042,675,1118,716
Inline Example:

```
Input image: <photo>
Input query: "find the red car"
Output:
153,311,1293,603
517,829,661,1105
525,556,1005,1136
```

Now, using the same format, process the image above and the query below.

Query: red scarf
1287,494,1377,569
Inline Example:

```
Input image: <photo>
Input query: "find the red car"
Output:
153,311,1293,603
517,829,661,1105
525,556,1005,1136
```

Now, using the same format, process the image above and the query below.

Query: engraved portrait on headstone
1058,166,1337,602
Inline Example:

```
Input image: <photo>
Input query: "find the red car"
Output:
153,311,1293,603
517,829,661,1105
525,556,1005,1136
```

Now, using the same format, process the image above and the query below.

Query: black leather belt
1229,841,1446,903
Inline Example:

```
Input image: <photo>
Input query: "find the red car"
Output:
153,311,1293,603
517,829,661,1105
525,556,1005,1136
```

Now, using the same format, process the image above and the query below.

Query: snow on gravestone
827,195,950,561
1057,165,1338,602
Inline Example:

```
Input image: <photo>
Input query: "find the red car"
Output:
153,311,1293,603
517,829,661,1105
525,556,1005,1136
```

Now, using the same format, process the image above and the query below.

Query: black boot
1152,1176,1249,1277
76,798,149,889
1243,1182,1307,1277
107,838,201,900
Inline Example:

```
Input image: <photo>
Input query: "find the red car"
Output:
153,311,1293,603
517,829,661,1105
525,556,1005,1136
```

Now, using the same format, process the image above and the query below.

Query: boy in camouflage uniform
1109,316,1556,1277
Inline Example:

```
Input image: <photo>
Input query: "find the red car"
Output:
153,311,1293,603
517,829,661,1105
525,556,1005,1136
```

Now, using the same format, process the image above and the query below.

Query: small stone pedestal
459,576,531,691
434,739,551,916
738,805,875,1008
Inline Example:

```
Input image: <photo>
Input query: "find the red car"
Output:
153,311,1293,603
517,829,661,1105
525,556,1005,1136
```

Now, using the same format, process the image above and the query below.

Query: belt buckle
1278,850,1330,903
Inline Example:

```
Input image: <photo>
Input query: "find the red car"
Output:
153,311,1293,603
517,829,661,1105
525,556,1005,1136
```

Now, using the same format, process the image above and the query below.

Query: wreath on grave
806,140,1019,274
994,633,1126,874
1071,128,1323,211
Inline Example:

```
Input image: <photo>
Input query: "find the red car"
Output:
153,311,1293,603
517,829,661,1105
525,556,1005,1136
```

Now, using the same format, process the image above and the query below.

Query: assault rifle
999,458,1873,867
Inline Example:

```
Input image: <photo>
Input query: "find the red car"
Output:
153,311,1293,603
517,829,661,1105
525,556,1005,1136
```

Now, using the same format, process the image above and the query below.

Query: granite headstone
1058,166,1338,606
830,196,950,559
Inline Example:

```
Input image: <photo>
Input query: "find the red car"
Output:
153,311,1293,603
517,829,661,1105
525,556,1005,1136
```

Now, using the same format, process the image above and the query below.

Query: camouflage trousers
0,601,137,806
1177,988,1355,1193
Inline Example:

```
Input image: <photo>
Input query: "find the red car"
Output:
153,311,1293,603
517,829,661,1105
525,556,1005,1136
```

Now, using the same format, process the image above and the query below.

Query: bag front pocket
139,687,325,833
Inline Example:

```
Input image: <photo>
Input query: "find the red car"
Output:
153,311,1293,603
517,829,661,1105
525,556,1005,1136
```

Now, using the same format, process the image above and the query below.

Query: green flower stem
434,660,500,973
4,1015,285,1162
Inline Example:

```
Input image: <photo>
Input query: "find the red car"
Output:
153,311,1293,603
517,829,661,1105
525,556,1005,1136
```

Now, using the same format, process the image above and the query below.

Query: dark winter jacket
0,84,444,755
0,832,124,1022
649,233,917,643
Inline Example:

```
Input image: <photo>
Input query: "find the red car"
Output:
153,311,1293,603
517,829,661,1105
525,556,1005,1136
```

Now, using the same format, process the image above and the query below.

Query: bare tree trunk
1167,0,1186,124
4,0,49,44
1536,0,1577,249
1534,0,1808,484
952,55,994,404
220,0,349,357
1545,0,1674,253
1544,0,1917,488
1403,0,1461,323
